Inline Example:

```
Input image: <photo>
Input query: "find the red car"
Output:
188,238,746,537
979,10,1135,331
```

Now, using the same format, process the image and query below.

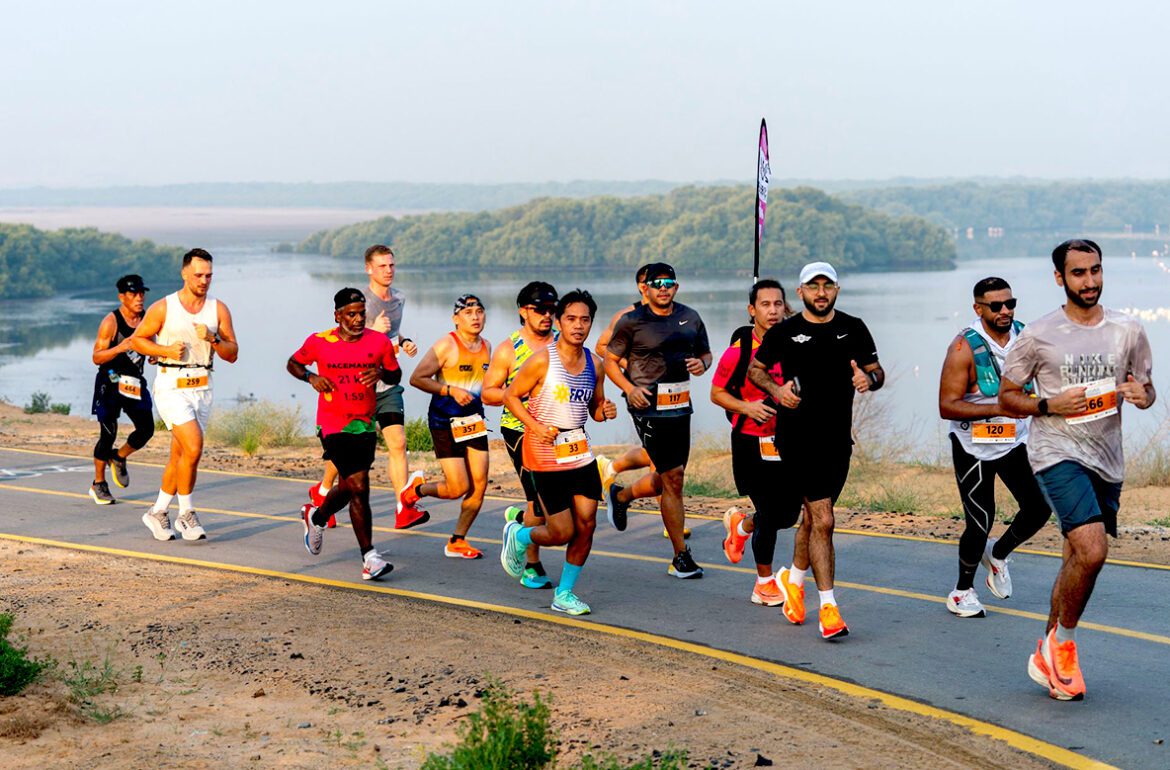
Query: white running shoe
362,550,393,581
302,504,325,555
142,508,175,541
946,588,986,618
982,538,1012,599
175,509,207,541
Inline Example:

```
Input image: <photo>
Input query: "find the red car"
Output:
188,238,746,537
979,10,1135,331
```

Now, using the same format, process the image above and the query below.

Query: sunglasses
647,278,677,289
976,298,1017,312
525,305,555,316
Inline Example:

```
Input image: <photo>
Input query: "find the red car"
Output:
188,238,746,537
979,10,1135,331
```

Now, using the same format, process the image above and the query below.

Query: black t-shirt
754,310,878,454
608,302,710,417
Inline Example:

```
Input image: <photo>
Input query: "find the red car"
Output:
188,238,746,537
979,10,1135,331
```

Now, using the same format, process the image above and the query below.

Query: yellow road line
4,481,1169,648
0,530,1115,770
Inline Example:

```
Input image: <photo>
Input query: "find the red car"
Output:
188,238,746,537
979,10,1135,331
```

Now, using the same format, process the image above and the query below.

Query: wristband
302,370,313,383
1038,398,1049,416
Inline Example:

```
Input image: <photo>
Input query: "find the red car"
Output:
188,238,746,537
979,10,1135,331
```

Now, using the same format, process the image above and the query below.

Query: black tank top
109,307,146,378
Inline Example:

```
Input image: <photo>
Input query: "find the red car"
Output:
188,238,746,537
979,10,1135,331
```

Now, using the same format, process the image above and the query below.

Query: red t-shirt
711,331,782,437
292,328,399,436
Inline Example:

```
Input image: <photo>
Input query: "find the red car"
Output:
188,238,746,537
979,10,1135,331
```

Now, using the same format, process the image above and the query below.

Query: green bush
23,391,71,415
207,400,304,456
406,417,435,452
422,682,555,770
0,613,51,696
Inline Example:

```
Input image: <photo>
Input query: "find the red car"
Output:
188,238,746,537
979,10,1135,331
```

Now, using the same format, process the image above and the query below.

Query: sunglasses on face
647,278,677,289
976,298,1017,312
525,305,555,316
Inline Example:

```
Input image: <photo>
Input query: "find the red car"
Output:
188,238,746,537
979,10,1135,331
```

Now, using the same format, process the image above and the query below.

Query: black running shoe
607,483,629,532
109,455,129,488
668,547,704,579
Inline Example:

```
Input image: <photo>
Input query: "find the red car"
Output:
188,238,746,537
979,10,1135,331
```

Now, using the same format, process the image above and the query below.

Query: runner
403,294,492,559
603,262,711,578
938,277,1052,618
130,248,239,541
710,279,800,605
88,274,156,505
482,281,559,589
287,288,400,580
1000,240,1155,701
501,290,617,614
307,244,425,531
748,261,884,639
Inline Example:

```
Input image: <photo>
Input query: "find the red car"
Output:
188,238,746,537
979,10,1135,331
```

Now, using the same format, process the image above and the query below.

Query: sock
559,563,583,594
990,539,1010,562
516,527,534,547
956,560,977,591
736,520,750,537
756,575,773,585
449,534,465,542
1055,623,1076,644
818,589,837,607
318,483,330,497
525,561,546,576
788,566,807,585
177,494,193,513
154,491,174,511
310,507,331,527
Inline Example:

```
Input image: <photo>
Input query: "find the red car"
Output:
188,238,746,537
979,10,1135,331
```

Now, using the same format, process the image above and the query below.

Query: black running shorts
775,445,852,508
631,414,691,472
502,426,541,506
532,463,603,516
318,430,377,479
430,426,489,459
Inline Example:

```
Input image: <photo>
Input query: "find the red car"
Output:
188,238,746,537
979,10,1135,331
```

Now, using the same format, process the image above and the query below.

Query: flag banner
754,118,770,282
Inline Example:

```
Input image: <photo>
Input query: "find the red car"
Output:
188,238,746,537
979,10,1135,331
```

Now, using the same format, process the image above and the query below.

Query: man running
403,294,492,559
309,245,424,530
938,277,1052,618
501,290,617,615
131,248,239,541
88,274,156,504
1000,240,1154,701
288,288,399,580
711,279,799,606
749,261,884,639
483,281,559,589
604,262,711,578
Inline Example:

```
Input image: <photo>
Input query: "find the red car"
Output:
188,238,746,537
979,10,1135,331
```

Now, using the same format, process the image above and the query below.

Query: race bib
450,413,487,443
1065,378,1119,425
656,381,690,411
176,374,209,390
554,428,593,465
117,375,142,400
972,417,1016,444
758,435,780,462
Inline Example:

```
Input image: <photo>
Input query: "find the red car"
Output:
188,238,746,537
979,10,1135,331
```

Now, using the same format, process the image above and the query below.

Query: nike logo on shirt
679,320,689,325
837,334,848,339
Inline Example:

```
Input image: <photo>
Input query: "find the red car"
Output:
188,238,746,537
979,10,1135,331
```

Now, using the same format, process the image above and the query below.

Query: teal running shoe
500,520,526,578
551,590,591,616
504,505,523,524
521,566,553,589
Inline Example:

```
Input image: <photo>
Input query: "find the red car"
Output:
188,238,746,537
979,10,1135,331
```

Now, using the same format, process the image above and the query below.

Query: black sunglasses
647,278,678,289
525,305,555,316
976,298,1017,313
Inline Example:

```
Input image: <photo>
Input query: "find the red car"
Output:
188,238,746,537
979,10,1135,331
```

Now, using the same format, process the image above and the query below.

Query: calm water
2,242,1167,454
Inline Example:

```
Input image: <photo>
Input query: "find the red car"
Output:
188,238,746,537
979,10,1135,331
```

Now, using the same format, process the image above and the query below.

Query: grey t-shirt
363,285,406,392
607,302,710,417
1001,306,1154,482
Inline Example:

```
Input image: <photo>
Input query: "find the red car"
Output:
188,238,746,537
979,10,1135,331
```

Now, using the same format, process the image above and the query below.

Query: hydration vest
963,320,1030,397
724,325,757,433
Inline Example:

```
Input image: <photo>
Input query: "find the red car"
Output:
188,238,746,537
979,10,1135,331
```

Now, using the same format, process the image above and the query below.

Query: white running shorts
155,386,214,431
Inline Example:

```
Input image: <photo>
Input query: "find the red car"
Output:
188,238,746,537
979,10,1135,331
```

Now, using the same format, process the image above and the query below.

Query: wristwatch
1037,398,1049,416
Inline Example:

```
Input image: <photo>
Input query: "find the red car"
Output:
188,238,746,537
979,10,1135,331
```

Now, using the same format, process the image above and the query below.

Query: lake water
2,231,1167,456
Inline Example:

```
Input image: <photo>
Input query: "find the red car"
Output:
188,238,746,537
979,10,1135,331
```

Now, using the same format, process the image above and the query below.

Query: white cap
799,261,838,284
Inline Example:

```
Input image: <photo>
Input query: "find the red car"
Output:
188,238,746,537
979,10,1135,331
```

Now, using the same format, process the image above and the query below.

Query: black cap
116,274,149,293
334,287,366,309
645,262,676,281
516,281,558,309
454,293,484,312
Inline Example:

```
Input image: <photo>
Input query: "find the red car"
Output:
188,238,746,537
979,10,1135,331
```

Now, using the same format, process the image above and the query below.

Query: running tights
950,435,1052,590
94,408,155,461
749,488,802,568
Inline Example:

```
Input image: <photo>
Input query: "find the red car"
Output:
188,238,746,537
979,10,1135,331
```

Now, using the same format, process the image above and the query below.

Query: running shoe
946,588,986,618
175,509,207,541
722,506,749,564
662,527,692,539
500,521,526,577
551,589,592,616
667,547,704,579
606,483,629,532
89,481,115,506
142,508,175,541
445,537,483,560
1038,628,1086,701
395,503,430,530
301,503,325,555
109,456,129,489
1026,638,1051,690
982,538,1013,599
778,568,805,625
307,484,336,528
521,565,553,589
398,470,425,508
596,455,616,498
362,550,394,581
751,578,784,607
504,505,523,524
818,603,849,640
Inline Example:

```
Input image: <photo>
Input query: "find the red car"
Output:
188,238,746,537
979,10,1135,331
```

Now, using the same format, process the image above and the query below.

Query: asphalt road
1,447,1167,769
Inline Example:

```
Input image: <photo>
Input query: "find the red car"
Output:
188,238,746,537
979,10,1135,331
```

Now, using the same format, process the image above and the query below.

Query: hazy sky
4,1,1168,187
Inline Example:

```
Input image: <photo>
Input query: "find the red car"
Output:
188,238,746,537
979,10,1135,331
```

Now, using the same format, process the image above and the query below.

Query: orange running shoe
722,506,750,564
1026,638,1051,690
751,578,784,607
818,603,849,640
779,568,805,625
395,503,430,530
444,537,483,560
1041,628,1086,701
399,470,425,508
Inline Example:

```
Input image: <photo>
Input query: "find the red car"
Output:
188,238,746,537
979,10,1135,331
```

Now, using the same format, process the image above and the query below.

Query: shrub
406,417,434,452
207,400,304,456
421,681,555,770
0,613,51,696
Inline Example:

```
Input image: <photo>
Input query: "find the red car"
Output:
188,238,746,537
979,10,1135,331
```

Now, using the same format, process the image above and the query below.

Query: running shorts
375,384,406,428
430,426,489,459
532,463,603,515
155,386,213,431
730,430,779,498
502,426,540,506
631,414,691,472
775,445,852,507
1035,460,1121,537
318,430,377,479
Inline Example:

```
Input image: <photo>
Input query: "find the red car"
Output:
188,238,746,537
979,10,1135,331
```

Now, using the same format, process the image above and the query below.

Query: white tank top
949,321,1029,461
156,291,219,390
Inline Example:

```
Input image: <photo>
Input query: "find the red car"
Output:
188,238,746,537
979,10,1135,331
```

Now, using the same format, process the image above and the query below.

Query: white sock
788,566,807,585
1055,623,1076,644
736,520,750,537
177,494,193,513
756,575,773,585
818,589,837,607
317,483,330,496
154,491,174,511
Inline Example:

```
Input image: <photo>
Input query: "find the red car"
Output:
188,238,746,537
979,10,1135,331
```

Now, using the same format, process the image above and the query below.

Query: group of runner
89,238,1154,701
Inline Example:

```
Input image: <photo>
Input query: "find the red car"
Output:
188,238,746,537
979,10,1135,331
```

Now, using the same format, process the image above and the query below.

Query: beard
1064,283,1100,309
802,295,836,317
988,315,1013,333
